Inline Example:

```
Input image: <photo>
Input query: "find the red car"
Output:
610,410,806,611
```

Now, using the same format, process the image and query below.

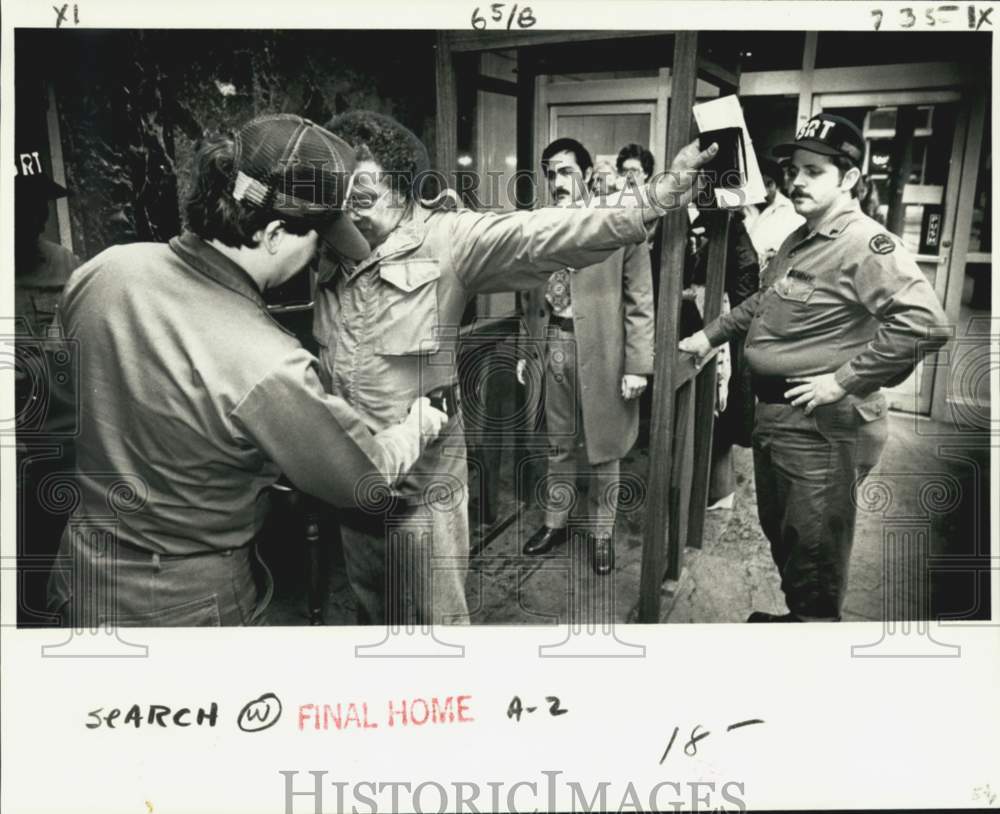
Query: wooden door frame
535,75,671,185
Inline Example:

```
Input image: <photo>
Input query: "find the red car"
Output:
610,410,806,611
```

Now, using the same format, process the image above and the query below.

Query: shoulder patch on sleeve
869,234,895,255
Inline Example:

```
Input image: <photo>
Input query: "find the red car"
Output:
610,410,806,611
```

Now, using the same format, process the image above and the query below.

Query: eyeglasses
346,188,392,211
345,170,394,212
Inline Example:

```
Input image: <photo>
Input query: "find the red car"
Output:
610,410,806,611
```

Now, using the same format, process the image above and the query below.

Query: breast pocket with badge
375,259,442,356
764,269,817,338
773,270,815,304
30,289,63,336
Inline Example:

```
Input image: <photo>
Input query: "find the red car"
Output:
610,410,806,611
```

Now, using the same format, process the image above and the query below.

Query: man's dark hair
758,157,783,187
615,142,654,178
325,111,431,201
541,138,593,175
183,132,320,247
832,155,862,198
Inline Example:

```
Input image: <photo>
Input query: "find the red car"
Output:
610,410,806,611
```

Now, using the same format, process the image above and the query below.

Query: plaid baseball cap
773,113,866,166
232,114,370,260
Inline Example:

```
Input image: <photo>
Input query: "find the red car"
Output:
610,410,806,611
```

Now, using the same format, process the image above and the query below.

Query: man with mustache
317,112,715,625
742,157,804,275
680,113,949,622
518,137,655,574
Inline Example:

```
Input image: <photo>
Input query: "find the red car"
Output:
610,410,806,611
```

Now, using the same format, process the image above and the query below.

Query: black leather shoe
746,611,801,623
591,534,614,575
522,526,567,555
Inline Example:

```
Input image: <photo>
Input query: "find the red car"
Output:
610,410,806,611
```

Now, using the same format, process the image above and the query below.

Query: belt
752,375,795,405
111,537,237,561
425,382,462,416
549,315,574,332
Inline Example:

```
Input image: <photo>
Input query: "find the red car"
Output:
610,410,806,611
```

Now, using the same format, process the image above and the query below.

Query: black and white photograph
2,2,997,812
11,22,991,629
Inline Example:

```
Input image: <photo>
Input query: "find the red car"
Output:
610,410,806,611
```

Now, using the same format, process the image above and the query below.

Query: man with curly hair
316,110,716,626
46,114,446,627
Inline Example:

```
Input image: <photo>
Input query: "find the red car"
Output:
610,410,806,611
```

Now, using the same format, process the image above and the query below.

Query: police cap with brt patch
773,113,865,166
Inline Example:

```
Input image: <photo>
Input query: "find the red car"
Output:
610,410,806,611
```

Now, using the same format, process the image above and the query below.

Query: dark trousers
752,394,888,619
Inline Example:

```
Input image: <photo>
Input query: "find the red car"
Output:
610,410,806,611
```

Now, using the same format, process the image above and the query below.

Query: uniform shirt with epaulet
704,197,948,396
313,200,650,503
15,237,81,337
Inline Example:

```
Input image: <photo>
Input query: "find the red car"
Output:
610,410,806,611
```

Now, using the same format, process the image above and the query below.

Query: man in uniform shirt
318,111,715,625
517,138,655,575
681,113,949,622
742,157,805,276
47,114,447,627
14,163,81,624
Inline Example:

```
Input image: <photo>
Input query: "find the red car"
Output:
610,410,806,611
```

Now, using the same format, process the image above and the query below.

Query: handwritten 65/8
471,3,537,30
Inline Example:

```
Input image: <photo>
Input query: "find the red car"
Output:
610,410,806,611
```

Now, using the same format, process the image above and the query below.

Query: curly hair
615,143,654,178
183,132,322,247
325,111,431,201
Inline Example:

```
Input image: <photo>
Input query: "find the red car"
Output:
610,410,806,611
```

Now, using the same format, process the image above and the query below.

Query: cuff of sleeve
625,206,652,243
703,320,728,347
834,362,863,394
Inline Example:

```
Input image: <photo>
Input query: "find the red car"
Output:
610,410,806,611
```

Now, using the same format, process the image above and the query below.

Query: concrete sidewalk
263,414,989,626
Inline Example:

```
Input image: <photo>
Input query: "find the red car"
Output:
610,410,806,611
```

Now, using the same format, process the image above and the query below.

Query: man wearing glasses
315,110,716,627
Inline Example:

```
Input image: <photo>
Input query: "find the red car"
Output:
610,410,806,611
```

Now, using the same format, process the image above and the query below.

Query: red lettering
363,703,378,729
457,695,474,722
298,704,315,731
431,696,455,723
410,699,430,726
323,704,344,730
387,700,407,727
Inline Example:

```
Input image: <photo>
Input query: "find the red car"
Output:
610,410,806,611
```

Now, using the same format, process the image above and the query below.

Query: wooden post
686,210,730,551
434,33,457,185
513,49,540,507
796,32,819,129
639,31,699,623
886,106,919,239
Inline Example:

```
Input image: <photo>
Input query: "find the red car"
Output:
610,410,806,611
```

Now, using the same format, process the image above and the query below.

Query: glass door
549,102,656,200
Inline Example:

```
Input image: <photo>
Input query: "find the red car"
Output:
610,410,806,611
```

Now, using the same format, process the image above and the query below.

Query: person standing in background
743,157,804,277
518,138,655,575
14,160,81,625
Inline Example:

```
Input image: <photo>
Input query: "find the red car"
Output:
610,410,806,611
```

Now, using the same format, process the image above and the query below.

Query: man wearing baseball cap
681,112,949,622
46,114,447,627
14,156,82,625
